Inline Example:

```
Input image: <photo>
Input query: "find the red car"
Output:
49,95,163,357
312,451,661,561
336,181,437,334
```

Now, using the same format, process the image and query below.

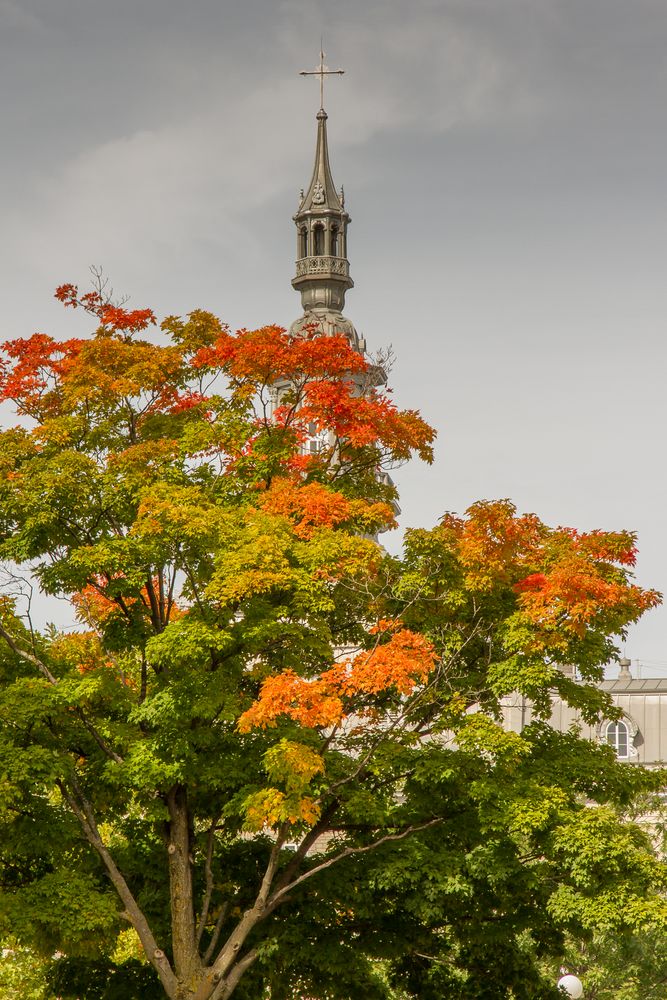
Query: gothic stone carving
295,256,349,277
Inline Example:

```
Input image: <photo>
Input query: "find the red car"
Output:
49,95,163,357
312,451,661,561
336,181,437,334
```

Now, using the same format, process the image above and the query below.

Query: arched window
605,720,630,759
313,224,324,256
331,225,339,256
299,228,308,259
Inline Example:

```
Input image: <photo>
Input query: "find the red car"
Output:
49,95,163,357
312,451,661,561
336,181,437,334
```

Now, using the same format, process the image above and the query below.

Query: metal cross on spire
299,44,344,111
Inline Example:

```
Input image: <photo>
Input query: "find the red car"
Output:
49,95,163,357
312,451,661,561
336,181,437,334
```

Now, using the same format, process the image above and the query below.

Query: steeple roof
297,109,343,215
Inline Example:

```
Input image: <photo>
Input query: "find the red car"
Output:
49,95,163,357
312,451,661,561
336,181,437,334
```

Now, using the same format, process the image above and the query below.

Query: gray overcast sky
1,0,667,671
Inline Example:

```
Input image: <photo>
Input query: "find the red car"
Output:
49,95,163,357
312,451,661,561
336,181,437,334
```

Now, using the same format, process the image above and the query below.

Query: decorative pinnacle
299,45,344,111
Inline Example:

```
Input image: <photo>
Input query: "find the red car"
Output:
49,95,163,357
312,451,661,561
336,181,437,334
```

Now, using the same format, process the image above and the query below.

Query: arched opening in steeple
313,223,324,256
298,227,308,259
331,225,339,257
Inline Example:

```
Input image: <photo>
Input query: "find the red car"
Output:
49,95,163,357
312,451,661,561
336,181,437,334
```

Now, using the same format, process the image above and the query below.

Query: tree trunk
167,785,202,992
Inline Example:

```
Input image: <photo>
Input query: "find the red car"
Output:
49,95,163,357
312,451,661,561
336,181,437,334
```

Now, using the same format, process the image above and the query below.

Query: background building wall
501,678,667,766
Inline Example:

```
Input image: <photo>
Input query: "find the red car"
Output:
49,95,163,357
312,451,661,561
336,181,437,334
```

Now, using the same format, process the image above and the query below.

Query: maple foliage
0,282,664,1000
236,499,658,749
55,281,157,332
1,286,434,488
0,282,439,1000
258,478,396,539
49,629,115,676
238,628,437,733
437,499,658,651
244,740,325,831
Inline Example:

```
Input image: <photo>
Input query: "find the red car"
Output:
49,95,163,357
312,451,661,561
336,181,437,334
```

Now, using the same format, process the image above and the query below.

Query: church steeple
292,109,353,315
290,51,365,353
299,108,344,217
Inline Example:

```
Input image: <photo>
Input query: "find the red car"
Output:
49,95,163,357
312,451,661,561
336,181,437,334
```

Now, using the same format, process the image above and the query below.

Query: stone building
501,659,667,767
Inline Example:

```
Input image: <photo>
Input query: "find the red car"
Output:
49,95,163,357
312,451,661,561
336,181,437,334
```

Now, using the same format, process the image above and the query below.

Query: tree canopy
0,284,665,1000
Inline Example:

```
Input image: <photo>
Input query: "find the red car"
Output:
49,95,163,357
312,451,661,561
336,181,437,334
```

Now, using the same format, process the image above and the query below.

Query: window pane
606,721,630,758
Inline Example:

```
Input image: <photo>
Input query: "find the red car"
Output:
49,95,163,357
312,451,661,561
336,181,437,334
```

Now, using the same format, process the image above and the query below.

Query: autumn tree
0,283,665,1000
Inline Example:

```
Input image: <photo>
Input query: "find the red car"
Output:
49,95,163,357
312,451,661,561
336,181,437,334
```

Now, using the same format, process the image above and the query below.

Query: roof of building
601,678,667,693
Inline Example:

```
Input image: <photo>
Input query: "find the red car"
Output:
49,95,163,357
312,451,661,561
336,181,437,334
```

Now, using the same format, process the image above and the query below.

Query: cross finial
299,44,344,111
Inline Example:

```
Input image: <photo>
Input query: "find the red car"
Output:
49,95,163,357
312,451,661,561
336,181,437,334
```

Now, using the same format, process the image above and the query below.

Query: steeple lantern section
292,109,353,316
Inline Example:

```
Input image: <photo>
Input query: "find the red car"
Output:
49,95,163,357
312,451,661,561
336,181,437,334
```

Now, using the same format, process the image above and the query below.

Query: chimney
618,656,632,680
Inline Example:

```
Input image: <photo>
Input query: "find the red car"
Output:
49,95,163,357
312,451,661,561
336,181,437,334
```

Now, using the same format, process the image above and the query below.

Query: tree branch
73,707,124,764
57,777,178,998
203,900,230,966
268,818,443,908
195,832,286,1000
196,814,221,948
0,622,58,684
0,624,124,763
211,947,259,1000
269,800,340,899
144,575,163,633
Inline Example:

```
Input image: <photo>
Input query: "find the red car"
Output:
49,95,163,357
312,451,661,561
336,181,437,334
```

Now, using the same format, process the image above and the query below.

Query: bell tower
290,50,366,354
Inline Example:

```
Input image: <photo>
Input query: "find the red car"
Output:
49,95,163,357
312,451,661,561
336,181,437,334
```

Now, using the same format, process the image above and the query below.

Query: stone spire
299,109,344,216
290,107,365,353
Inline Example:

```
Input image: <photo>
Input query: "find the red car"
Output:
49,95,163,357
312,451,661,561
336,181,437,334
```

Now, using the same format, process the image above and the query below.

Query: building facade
502,660,667,767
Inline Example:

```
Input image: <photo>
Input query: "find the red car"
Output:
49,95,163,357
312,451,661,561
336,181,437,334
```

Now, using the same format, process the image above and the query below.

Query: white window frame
605,719,631,759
